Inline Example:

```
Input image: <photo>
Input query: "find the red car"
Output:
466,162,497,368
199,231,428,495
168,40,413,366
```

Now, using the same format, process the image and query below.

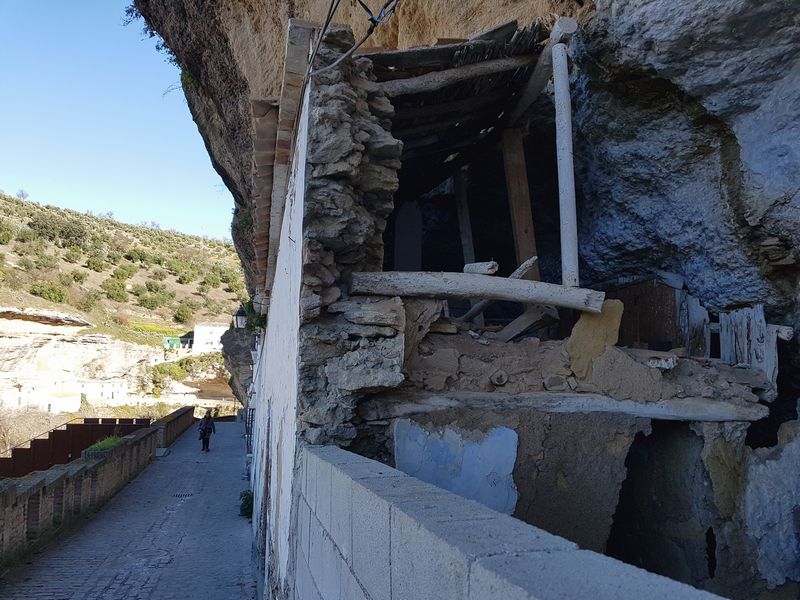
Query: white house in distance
191,323,229,354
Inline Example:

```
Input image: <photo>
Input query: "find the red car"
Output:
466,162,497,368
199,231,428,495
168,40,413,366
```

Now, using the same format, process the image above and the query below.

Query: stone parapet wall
294,444,721,600
0,407,195,567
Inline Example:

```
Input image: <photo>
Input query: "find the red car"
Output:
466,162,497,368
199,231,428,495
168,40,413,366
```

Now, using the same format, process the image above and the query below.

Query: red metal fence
0,418,151,478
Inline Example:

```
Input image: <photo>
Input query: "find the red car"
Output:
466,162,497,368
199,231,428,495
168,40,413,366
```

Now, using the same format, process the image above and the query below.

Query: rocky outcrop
221,327,254,404
296,28,404,444
572,0,800,318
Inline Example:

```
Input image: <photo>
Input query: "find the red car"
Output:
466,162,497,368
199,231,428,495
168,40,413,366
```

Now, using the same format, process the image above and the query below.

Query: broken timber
360,391,769,423
382,55,536,97
463,261,499,275
350,271,604,313
458,255,539,322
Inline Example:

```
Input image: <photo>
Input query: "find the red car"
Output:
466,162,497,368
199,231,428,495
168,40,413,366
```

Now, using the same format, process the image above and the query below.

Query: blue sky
0,1,233,239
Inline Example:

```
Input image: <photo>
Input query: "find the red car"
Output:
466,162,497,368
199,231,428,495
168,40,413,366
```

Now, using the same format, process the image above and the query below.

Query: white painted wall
250,86,310,590
193,323,229,353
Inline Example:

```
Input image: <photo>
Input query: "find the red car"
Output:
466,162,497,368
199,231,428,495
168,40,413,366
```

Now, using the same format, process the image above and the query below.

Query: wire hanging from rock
310,0,401,76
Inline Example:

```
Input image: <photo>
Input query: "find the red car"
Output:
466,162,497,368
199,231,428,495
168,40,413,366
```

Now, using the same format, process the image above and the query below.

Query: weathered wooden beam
502,128,540,280
505,17,578,126
455,171,483,326
350,271,604,313
495,306,552,342
359,390,770,422
382,55,536,98
464,261,499,275
392,89,512,123
471,20,518,43
458,255,539,322
769,324,794,341
363,40,494,72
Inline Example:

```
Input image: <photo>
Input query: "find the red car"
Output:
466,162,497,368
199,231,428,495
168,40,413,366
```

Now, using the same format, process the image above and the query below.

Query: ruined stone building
136,2,800,598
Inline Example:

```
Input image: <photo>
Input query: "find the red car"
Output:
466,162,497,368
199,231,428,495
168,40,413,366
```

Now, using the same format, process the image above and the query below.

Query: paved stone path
0,422,258,600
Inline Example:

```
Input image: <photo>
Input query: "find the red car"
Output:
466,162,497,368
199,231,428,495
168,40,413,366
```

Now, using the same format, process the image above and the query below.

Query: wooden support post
454,170,483,325
552,41,579,287
502,128,540,281
350,271,604,313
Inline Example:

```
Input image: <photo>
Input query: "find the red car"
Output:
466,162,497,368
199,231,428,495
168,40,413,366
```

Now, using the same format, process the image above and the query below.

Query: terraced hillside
0,193,245,343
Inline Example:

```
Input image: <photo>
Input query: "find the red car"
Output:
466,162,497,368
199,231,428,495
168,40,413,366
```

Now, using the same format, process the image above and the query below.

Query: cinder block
297,497,312,562
295,544,324,600
328,464,353,563
308,512,344,600
468,550,723,600
339,563,369,600
390,504,574,600
350,479,392,600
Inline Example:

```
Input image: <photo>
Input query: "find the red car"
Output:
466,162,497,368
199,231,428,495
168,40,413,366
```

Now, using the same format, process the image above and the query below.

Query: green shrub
176,270,198,285
239,490,253,517
197,282,210,296
86,254,107,272
74,291,101,311
130,283,147,296
63,246,83,263
101,278,128,302
145,280,166,294
85,436,123,452
0,229,13,245
57,272,73,287
15,228,37,243
30,281,67,303
111,264,138,280
35,254,59,269
71,270,89,284
106,251,123,265
173,305,193,324
28,213,89,248
203,272,221,288
151,268,168,281
18,257,34,271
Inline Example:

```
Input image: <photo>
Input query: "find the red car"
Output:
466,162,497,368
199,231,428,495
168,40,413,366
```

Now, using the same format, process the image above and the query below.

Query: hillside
0,193,245,344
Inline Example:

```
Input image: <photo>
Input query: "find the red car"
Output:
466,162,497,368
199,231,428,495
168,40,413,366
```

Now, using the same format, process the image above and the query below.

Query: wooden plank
382,55,536,98
392,89,512,123
502,128,540,280
464,261,499,275
495,305,554,342
719,304,780,385
454,170,482,325
350,271,605,313
470,20,518,43
458,255,539,322
360,390,769,422
363,40,494,72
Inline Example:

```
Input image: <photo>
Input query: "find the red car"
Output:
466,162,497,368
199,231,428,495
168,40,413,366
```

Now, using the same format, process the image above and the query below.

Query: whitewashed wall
250,86,310,593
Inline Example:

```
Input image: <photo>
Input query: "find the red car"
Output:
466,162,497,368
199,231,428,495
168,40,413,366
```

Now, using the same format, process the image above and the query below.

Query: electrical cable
310,0,402,77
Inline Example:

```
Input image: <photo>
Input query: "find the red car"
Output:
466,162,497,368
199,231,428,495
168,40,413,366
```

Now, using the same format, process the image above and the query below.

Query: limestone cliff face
136,0,800,326
573,0,800,318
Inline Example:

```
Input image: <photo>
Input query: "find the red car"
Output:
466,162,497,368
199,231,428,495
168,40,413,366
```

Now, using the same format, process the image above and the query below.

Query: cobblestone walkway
0,422,257,600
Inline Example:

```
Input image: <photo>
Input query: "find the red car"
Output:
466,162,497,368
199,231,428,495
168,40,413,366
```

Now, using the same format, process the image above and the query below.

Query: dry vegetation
0,194,245,343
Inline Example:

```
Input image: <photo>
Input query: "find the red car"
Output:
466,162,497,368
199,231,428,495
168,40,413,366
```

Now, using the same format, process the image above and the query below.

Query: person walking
198,410,216,452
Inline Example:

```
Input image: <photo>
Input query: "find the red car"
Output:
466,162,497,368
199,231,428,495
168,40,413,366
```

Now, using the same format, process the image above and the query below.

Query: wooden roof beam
505,17,578,126
382,55,536,98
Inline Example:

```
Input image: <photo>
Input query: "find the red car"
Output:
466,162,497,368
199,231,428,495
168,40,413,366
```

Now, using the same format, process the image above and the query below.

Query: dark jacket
198,417,215,437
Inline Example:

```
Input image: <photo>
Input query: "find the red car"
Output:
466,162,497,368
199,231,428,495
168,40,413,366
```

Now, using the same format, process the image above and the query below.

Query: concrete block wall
0,406,195,567
295,445,723,600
